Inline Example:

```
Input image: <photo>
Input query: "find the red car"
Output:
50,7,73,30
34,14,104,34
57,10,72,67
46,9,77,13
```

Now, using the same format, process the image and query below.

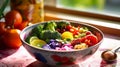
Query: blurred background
0,0,120,17
45,0,120,17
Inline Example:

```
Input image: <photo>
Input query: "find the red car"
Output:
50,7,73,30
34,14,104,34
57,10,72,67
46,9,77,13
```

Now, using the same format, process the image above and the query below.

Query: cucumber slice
30,39,46,48
26,36,38,44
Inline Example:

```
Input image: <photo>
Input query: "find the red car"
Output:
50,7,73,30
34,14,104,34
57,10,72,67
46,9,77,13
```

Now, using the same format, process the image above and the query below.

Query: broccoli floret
39,30,61,42
44,21,57,31
40,30,52,40
31,24,44,36
52,31,62,39
25,35,32,44
57,21,70,29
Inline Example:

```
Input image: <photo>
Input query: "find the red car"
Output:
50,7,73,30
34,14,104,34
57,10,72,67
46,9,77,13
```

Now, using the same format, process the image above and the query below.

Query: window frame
44,0,120,22
45,5,120,22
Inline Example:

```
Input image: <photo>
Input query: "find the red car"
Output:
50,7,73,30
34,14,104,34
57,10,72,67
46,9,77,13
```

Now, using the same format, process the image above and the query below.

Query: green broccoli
44,21,57,31
39,30,62,42
31,24,44,36
25,35,32,44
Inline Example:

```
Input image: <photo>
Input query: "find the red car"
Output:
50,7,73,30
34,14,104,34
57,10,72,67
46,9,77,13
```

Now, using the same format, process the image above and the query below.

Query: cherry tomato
66,25,72,31
83,35,98,46
5,10,22,28
66,25,79,35
69,27,79,35
0,22,7,35
2,29,22,48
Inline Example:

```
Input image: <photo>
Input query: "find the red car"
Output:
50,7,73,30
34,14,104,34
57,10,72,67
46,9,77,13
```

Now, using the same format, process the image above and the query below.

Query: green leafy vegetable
31,24,44,36
44,21,57,31
30,22,62,43
40,30,61,42
57,21,70,29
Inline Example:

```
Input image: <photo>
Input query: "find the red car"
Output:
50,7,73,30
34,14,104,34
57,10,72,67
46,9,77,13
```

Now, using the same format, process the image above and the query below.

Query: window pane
57,0,120,17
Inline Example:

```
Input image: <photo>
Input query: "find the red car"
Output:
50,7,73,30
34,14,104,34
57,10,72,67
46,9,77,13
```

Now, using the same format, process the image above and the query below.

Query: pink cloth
0,46,36,67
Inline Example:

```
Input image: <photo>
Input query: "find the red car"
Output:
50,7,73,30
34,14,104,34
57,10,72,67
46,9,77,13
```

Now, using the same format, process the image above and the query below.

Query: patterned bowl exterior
20,20,104,66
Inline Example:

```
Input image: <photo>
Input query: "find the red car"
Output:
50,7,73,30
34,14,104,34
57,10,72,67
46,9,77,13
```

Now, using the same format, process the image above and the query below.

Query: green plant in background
57,0,105,10
0,0,9,19
95,0,105,10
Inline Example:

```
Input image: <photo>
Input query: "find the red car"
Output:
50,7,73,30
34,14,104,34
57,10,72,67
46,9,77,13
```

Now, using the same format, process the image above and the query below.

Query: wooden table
0,34,120,67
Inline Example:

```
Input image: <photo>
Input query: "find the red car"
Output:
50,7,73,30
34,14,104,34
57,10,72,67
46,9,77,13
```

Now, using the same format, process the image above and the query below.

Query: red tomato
0,22,7,35
5,10,22,28
66,25,79,35
15,20,28,30
66,25,72,30
83,35,98,46
69,27,79,35
2,29,22,48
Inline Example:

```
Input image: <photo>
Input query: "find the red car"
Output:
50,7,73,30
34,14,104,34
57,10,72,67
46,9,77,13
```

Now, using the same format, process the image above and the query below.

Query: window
45,0,120,22
57,0,120,17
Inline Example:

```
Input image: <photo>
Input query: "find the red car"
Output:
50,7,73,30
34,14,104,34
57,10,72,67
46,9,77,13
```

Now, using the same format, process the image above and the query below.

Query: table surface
0,34,120,67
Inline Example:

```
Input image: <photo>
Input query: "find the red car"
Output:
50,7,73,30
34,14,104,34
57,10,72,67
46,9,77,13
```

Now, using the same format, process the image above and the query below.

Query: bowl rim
20,20,104,52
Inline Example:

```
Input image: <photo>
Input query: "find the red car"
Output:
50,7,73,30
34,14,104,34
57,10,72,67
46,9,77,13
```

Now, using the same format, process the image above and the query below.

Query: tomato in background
5,10,22,28
0,22,7,35
2,29,22,48
15,20,28,30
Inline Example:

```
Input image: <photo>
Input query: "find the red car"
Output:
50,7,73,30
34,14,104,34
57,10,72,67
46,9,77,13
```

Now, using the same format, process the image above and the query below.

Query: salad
25,21,98,51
